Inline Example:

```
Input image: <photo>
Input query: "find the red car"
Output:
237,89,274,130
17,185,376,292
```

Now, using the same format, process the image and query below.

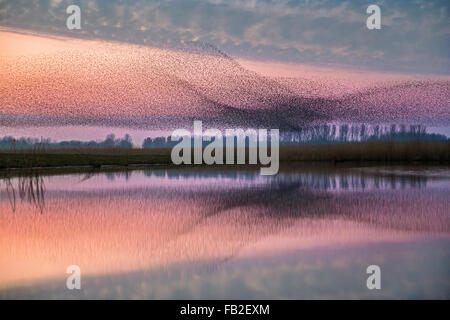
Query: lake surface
0,165,449,299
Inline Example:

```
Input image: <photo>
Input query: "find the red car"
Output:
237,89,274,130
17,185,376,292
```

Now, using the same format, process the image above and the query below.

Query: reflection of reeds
0,172,46,213
4,177,16,212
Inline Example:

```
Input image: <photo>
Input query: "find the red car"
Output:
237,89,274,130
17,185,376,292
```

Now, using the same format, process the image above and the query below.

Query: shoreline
1,161,449,180
1,140,449,171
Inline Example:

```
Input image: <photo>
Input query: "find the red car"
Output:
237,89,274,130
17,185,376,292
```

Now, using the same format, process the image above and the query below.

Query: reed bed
0,140,448,169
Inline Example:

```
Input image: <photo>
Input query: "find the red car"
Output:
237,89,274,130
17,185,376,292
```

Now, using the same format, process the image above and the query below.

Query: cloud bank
0,0,449,74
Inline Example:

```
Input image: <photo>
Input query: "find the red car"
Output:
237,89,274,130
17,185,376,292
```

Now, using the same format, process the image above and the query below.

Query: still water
0,165,449,299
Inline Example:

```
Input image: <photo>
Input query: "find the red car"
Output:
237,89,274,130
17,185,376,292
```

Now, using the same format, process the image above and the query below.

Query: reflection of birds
133,174,332,274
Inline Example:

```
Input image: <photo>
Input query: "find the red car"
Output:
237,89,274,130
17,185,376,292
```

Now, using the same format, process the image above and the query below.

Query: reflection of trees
148,169,430,190
285,173,429,190
0,172,46,213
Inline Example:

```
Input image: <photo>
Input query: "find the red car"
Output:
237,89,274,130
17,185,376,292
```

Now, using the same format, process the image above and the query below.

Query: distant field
0,140,449,169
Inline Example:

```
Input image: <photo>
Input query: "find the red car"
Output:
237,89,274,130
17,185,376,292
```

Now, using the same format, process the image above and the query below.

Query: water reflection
0,172,45,214
0,166,449,299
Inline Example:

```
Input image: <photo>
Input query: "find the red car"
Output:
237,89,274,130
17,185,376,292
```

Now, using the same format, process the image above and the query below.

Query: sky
0,0,449,144
0,0,449,74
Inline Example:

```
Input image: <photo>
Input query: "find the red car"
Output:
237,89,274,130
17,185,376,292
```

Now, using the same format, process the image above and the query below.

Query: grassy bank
279,140,450,162
0,148,173,169
0,140,449,170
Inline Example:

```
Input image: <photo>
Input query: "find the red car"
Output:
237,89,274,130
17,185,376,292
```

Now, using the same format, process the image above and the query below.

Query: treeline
279,124,447,145
0,124,448,150
142,124,448,148
0,134,133,150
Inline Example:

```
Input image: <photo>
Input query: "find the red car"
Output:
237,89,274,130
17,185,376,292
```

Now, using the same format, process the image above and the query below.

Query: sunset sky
1,0,449,74
0,0,449,143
